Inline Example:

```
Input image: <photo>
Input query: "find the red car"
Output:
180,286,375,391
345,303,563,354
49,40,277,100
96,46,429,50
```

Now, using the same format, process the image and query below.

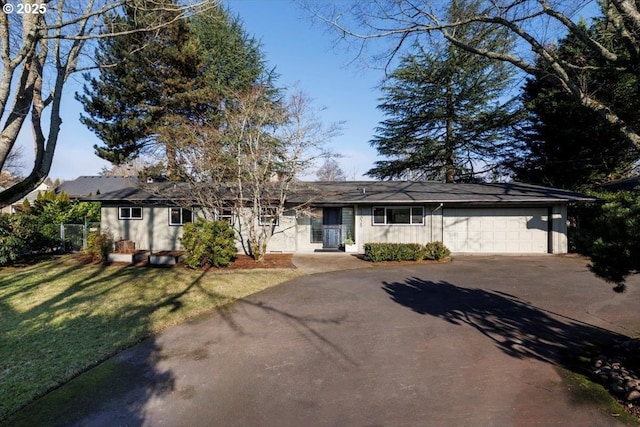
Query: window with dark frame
259,207,279,226
411,207,423,224
310,209,323,243
118,206,142,220
169,207,193,226
372,206,424,225
219,208,234,225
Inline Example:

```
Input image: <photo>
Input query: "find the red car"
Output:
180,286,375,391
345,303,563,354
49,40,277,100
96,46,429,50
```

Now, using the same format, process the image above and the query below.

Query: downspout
431,203,443,242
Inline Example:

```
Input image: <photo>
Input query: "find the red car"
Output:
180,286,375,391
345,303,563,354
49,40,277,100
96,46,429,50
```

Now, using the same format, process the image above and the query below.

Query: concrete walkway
292,252,371,274
4,255,640,427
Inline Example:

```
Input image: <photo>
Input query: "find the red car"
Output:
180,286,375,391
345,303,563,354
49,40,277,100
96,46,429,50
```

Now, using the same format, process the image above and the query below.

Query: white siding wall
295,215,323,253
102,205,185,251
260,210,297,253
103,205,300,253
228,208,299,253
550,205,568,254
101,203,570,255
355,206,433,248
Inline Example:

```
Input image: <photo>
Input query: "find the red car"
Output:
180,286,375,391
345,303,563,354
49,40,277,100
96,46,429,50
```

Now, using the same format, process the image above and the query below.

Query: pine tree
367,0,519,183
77,0,202,170
77,2,274,179
508,20,640,190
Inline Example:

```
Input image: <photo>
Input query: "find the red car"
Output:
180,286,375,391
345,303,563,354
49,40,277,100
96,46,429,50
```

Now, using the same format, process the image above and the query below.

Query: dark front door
322,208,342,248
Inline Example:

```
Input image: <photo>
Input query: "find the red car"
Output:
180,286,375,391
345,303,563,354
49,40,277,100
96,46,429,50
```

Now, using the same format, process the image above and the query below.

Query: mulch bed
211,254,296,270
75,253,296,270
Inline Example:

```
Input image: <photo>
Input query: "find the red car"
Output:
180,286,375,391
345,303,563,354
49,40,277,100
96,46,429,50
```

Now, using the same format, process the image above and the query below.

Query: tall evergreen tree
366,0,519,183
77,0,203,171
508,20,640,190
77,2,274,179
190,5,272,100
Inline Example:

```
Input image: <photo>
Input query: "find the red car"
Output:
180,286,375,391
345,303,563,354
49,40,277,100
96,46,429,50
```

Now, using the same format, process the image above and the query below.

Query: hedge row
363,242,451,263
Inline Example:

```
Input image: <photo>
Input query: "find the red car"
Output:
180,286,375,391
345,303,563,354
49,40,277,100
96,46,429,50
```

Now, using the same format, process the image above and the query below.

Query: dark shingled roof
82,179,594,205
288,181,593,205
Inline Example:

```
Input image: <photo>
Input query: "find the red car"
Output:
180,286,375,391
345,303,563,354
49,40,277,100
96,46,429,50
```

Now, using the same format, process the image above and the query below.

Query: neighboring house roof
23,182,51,202
82,179,594,206
1,181,50,213
56,176,138,198
601,175,640,191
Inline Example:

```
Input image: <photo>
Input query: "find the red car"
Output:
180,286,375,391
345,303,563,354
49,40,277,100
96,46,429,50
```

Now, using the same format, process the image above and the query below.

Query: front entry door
322,207,342,248
323,227,341,248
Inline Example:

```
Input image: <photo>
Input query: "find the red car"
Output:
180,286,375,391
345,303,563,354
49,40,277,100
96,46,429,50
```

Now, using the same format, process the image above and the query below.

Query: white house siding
442,207,549,254
355,206,433,248
101,203,570,255
294,215,323,253
549,205,568,254
260,210,297,253
102,205,186,251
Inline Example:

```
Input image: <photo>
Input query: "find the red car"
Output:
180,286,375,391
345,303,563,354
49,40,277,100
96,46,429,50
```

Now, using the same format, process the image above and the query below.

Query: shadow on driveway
382,277,623,367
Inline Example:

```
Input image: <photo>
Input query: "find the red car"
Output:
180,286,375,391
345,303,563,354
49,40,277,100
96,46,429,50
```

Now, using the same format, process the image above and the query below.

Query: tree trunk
445,82,455,183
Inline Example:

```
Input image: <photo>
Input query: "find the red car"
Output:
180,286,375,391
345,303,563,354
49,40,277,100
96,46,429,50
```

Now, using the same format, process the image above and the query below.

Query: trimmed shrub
396,243,423,261
180,219,237,269
363,242,450,262
424,241,451,260
363,243,388,262
84,231,113,263
363,243,424,262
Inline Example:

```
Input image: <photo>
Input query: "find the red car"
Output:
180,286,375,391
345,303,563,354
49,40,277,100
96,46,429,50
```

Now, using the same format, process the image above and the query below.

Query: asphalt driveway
5,255,640,427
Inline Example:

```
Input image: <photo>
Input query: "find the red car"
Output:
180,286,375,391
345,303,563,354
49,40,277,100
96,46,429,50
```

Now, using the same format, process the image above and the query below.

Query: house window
411,207,423,224
119,206,142,220
372,206,424,225
218,208,235,225
310,209,322,243
259,207,279,226
169,207,193,226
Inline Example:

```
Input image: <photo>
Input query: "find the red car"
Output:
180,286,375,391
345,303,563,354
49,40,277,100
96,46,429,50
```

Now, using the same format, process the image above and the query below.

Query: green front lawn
0,255,302,421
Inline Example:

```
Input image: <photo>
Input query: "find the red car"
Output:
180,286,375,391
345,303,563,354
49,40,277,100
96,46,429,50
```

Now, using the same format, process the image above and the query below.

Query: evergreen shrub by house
363,242,450,262
180,218,237,268
423,241,451,260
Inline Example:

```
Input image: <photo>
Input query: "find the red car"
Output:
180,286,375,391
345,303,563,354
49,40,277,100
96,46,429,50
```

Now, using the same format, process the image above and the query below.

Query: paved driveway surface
6,256,640,427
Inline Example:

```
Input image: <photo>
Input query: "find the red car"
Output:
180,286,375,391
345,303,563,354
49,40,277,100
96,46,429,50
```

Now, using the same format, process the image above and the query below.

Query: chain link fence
60,222,101,252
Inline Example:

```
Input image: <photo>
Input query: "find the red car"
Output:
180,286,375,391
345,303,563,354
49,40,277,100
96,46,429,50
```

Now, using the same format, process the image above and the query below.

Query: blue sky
33,0,384,181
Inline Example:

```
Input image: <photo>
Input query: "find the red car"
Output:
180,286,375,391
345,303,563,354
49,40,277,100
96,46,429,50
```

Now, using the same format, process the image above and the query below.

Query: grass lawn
0,254,302,421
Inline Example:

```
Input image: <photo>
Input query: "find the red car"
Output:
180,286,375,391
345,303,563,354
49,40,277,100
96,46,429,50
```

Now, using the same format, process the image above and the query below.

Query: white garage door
443,208,548,253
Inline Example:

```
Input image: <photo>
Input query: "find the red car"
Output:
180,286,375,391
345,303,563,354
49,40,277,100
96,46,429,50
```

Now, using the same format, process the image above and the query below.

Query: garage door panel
506,219,524,231
443,208,548,253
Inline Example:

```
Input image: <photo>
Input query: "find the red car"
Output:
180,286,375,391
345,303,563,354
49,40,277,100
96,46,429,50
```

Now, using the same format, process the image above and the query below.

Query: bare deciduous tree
316,158,347,181
0,0,210,208
177,86,342,261
98,157,157,177
306,0,640,151
0,145,24,187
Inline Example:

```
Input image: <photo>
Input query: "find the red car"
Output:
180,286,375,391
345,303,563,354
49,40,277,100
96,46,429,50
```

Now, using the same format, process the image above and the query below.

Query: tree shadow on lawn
382,277,624,368
0,264,216,426
1,334,174,427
